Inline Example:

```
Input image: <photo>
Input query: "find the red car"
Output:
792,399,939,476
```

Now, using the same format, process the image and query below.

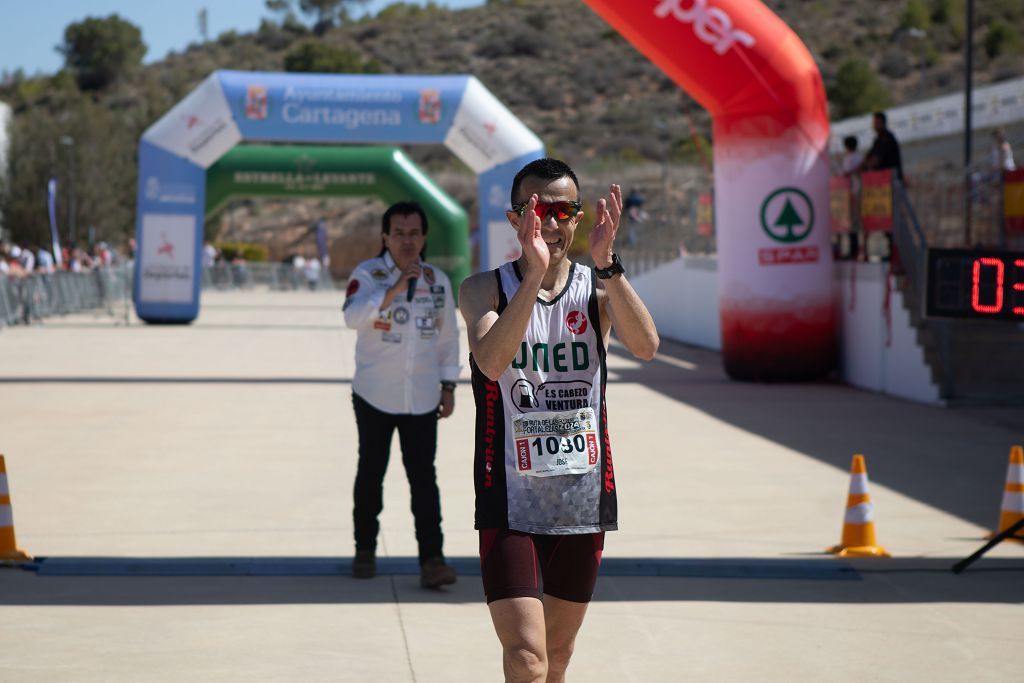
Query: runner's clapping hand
516,194,550,277
590,184,623,269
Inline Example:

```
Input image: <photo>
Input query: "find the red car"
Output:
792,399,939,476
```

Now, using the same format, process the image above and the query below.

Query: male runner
459,158,659,682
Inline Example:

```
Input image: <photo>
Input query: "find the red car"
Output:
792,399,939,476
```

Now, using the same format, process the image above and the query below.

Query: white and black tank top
471,261,617,534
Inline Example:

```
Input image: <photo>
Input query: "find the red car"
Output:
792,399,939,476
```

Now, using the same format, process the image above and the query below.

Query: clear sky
0,0,485,77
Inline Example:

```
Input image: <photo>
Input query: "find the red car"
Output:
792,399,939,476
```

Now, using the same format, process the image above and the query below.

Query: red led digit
971,257,1004,314
1014,259,1024,316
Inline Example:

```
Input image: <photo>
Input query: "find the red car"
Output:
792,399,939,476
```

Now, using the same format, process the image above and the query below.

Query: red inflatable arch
583,0,834,380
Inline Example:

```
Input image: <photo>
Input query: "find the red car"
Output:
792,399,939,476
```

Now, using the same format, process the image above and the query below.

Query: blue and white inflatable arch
134,70,544,323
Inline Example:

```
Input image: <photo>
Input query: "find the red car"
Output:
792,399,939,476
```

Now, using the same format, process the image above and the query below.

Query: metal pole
963,0,974,246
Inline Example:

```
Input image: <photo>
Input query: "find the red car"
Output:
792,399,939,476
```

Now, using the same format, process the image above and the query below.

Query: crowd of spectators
0,240,130,279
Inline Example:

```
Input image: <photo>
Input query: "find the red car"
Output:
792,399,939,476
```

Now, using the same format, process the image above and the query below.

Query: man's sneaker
420,556,457,588
352,550,376,579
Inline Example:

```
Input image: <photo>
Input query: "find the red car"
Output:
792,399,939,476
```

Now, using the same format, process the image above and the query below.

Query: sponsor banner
0,101,10,172
218,70,466,145
1005,169,1024,234
830,76,1024,153
229,169,377,192
444,76,545,173
715,148,832,301
860,170,893,232
142,73,241,169
829,175,852,234
46,177,63,268
138,213,196,304
758,246,819,265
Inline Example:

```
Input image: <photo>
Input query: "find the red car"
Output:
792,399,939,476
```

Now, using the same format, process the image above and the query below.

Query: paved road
1,290,1021,682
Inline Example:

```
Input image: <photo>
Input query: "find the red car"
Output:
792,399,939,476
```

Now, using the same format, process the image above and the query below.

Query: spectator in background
623,188,647,247
841,136,863,176
18,244,35,274
991,128,1016,173
858,111,904,182
202,241,219,269
36,247,55,274
292,253,306,290
303,255,321,290
840,136,864,259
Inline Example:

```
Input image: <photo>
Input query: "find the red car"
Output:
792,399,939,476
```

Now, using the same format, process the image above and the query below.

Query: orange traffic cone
828,454,890,557
0,455,32,562
990,445,1024,542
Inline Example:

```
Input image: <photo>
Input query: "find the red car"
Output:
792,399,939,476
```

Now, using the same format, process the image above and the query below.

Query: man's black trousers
351,392,443,563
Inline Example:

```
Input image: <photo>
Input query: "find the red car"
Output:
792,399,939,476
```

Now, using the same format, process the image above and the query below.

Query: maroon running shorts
479,528,605,604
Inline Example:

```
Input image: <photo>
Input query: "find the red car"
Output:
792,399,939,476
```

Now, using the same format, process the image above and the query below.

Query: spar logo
654,0,755,55
761,188,813,243
759,187,819,265
565,310,588,335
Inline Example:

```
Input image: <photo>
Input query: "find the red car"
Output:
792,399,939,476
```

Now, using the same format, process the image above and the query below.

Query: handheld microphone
406,276,418,302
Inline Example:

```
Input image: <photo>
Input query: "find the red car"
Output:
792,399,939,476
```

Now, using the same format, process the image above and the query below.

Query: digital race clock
925,248,1024,320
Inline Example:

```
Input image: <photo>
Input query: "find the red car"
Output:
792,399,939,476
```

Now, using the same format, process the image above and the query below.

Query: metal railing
201,262,337,292
0,265,132,328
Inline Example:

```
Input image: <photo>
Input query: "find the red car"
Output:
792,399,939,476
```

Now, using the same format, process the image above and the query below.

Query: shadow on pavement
2,555,1020,606
610,340,1024,530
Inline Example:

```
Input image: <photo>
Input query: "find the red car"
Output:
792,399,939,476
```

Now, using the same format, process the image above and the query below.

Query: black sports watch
594,253,625,279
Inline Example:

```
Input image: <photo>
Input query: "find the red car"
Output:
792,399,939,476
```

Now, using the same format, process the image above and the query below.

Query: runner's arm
459,268,542,381
597,276,659,360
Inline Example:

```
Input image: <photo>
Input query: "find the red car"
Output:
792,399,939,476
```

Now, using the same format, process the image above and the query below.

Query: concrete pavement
1,290,1021,682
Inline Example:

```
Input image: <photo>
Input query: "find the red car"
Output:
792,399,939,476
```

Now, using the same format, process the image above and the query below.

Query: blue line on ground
28,556,860,581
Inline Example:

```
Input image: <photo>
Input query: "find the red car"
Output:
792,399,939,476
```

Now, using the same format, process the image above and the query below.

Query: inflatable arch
583,0,834,380
133,70,543,323
205,145,469,272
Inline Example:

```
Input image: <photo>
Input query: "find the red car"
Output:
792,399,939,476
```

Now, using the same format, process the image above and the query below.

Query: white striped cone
992,445,1024,542
828,454,890,557
0,455,32,562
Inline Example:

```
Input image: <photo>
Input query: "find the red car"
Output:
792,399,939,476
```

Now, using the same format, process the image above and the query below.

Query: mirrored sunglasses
511,200,582,222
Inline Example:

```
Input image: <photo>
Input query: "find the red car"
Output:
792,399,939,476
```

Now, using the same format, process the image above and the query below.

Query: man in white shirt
342,201,460,588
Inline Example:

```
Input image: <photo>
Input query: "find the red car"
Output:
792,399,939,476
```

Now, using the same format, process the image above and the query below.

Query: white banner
831,76,1024,153
444,77,544,174
138,213,196,304
142,74,242,169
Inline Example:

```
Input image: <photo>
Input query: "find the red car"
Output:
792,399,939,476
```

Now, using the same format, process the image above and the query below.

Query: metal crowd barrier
201,263,337,292
0,265,132,328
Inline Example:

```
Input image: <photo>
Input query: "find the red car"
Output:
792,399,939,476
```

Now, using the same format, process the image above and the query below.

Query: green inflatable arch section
205,145,470,286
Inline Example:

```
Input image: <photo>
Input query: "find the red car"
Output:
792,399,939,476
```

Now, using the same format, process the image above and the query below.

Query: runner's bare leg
542,595,589,683
489,597,548,683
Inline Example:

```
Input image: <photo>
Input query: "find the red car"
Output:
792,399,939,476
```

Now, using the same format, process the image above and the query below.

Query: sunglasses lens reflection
532,201,578,221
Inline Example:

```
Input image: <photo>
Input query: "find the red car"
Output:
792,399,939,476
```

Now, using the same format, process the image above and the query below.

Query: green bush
283,40,381,73
828,59,892,119
984,21,1020,59
900,0,930,30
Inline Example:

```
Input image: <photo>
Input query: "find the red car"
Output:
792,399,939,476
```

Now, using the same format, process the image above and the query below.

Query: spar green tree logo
760,187,814,243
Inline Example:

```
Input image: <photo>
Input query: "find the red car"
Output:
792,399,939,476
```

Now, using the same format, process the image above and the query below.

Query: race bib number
512,407,599,477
